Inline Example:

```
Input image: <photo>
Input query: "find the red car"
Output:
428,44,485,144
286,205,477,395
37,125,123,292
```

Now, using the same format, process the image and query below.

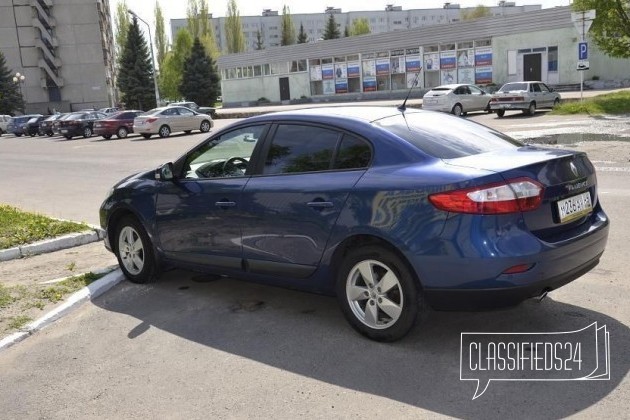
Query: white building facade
0,0,116,114
216,6,630,106
171,3,540,52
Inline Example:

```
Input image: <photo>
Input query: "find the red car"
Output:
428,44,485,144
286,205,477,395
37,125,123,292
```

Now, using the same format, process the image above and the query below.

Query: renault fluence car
101,107,608,341
133,106,213,139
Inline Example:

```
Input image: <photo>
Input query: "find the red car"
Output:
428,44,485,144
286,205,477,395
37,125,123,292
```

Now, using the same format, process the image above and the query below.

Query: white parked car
490,81,561,117
0,114,12,135
422,84,492,116
133,106,213,139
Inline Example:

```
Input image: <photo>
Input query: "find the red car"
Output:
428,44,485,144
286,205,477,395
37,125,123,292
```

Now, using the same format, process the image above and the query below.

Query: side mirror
155,162,174,181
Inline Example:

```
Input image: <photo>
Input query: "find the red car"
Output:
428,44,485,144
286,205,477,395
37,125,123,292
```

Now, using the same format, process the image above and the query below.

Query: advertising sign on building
458,67,475,84
334,63,347,79
405,55,421,72
376,58,390,76
347,61,360,78
441,69,456,85
406,72,423,88
475,66,493,84
363,76,377,92
362,60,376,77
323,79,335,94
424,53,439,71
322,64,334,80
310,65,322,81
335,79,348,93
458,49,475,67
475,47,493,66
390,57,406,74
440,51,457,70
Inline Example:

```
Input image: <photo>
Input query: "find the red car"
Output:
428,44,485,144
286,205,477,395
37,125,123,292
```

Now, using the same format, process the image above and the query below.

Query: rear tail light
428,177,544,214
145,117,157,123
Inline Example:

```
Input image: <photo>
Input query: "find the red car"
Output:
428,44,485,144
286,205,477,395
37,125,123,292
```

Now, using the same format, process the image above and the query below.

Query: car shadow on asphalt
93,270,628,418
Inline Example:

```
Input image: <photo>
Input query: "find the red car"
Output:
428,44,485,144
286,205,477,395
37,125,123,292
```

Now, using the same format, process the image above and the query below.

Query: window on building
290,60,307,72
254,65,262,76
263,64,271,75
271,62,288,74
475,39,492,47
548,46,558,72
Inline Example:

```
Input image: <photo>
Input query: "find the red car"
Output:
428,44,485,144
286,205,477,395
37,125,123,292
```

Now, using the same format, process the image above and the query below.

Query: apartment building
0,0,116,114
170,3,541,52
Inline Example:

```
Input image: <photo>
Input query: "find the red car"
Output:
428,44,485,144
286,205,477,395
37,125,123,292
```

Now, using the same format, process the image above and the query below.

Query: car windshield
499,83,528,92
374,112,523,159
431,87,452,92
67,113,85,120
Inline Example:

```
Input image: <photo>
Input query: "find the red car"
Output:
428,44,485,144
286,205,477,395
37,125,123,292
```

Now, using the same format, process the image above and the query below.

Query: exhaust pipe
536,288,551,302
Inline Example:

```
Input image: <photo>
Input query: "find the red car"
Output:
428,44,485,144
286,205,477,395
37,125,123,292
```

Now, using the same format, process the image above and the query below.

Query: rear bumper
424,252,602,310
490,102,528,111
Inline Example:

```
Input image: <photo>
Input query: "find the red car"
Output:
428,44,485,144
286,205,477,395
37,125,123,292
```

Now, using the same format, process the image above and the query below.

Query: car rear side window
334,135,371,169
263,125,340,175
374,112,522,159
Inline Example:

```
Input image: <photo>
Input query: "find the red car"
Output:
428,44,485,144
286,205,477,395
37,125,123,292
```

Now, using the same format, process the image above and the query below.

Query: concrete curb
0,226,105,262
0,268,125,353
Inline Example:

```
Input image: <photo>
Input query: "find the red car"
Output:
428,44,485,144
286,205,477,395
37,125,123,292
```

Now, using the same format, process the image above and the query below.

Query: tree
349,18,371,36
154,1,168,68
572,0,630,58
179,37,221,105
186,0,219,58
323,13,340,40
255,30,265,50
159,28,194,100
117,18,156,110
0,51,24,114
297,23,308,43
114,0,131,59
344,26,349,37
281,5,296,46
461,5,492,20
225,0,246,53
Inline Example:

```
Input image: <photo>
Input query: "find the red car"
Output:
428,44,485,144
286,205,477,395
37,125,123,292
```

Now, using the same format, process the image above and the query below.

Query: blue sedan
100,107,609,341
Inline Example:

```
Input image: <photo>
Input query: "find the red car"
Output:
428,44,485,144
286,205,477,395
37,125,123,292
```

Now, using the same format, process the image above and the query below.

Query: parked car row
422,81,561,117
1,105,214,140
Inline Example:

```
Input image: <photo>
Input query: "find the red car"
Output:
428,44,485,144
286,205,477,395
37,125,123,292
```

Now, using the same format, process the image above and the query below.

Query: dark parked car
23,115,49,137
100,107,609,341
6,115,43,137
58,111,106,139
93,110,145,139
38,114,65,136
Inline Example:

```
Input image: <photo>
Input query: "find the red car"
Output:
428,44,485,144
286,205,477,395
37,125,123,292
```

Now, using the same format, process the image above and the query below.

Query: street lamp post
127,9,161,107
12,72,25,98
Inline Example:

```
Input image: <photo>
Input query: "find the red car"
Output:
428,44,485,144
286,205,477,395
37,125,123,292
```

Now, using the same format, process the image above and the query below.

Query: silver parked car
422,84,492,116
133,106,213,139
490,81,561,117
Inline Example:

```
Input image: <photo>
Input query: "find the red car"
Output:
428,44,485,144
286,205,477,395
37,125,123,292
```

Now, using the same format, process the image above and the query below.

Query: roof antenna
398,72,420,112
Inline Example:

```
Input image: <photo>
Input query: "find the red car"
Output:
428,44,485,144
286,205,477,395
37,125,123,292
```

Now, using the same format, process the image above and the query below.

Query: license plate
136,121,144,125
557,191,592,223
425,98,438,104
60,129,67,133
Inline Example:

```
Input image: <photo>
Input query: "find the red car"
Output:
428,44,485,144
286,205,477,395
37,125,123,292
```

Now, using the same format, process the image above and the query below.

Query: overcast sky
118,0,573,34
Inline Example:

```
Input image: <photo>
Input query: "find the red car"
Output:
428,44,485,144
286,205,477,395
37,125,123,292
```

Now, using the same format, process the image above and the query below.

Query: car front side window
183,125,267,179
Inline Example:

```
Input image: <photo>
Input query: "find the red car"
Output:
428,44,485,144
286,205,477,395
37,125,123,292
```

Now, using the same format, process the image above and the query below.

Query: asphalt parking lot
0,109,629,418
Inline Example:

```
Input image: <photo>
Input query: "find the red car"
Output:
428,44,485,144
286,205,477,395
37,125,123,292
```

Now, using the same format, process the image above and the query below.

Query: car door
154,124,269,270
177,106,196,131
240,123,372,278
538,83,554,107
159,107,178,131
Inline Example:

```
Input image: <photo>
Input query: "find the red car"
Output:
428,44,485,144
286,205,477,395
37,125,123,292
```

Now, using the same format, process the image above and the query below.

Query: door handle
215,201,236,207
307,201,333,208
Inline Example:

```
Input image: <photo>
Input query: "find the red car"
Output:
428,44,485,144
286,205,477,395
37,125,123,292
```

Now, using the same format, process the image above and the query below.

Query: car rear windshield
499,83,528,92
374,112,523,159
66,113,85,120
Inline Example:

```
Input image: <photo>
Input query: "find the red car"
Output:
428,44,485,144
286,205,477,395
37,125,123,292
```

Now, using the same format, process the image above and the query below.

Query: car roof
430,84,469,90
245,106,410,124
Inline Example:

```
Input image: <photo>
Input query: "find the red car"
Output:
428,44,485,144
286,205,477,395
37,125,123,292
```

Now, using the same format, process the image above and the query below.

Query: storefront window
548,46,558,72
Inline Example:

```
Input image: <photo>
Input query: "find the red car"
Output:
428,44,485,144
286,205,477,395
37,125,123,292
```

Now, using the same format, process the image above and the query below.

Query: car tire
451,104,463,117
47,131,53,137
114,216,157,284
485,102,493,113
102,135,112,140
158,125,171,138
141,134,152,139
64,135,72,139
527,102,536,116
496,109,505,118
83,127,92,138
553,98,560,108
336,246,422,342
117,127,128,139
15,133,22,137
200,120,211,132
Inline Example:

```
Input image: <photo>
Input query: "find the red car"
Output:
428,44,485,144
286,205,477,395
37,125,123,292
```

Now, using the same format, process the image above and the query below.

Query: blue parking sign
579,42,588,60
